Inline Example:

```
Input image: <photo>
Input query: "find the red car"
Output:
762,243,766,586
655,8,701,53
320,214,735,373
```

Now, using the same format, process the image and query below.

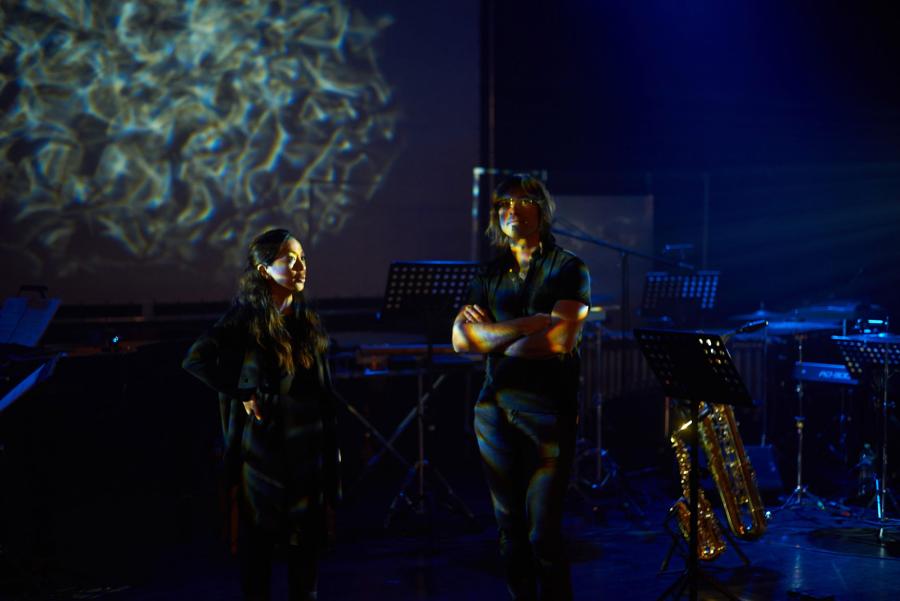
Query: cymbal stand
569,322,645,521
777,333,828,513
570,321,608,497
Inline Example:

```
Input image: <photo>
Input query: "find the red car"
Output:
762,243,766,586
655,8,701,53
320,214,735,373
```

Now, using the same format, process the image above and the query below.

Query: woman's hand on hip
243,393,263,421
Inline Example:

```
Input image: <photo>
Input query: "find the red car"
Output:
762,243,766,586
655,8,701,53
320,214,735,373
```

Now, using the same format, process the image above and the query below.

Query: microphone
735,319,768,335
722,319,768,344
662,243,694,254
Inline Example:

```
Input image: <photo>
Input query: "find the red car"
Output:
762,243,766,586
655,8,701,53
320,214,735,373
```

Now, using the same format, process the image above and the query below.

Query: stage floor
8,471,900,601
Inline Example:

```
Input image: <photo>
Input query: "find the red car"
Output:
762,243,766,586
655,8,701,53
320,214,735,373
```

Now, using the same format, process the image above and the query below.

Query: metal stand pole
873,349,899,540
776,334,827,513
761,330,769,446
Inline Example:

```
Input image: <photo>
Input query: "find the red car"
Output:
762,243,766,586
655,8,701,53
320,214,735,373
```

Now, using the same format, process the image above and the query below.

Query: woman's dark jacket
182,301,340,539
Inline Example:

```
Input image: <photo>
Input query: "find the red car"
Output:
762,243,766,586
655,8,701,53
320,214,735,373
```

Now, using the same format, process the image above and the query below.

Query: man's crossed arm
451,301,589,358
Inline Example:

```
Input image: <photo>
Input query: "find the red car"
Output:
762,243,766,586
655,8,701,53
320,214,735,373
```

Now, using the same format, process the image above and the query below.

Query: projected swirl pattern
0,1,397,278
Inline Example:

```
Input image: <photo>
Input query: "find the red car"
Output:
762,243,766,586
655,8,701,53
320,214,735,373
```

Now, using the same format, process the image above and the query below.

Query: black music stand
640,271,720,327
1,290,62,412
378,261,479,528
1,287,61,592
635,328,754,601
834,334,900,536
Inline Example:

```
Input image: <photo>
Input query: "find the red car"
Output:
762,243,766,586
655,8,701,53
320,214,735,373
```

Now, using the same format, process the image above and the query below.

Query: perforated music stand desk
634,328,752,601
641,271,720,327
380,261,480,341
834,334,900,529
834,334,900,378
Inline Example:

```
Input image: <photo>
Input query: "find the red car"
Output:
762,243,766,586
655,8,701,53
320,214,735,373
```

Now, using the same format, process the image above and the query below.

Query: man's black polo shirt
467,238,591,414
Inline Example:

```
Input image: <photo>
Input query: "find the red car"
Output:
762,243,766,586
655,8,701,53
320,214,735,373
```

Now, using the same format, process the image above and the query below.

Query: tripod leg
656,571,688,601
722,527,751,567
340,398,412,471
884,488,900,517
367,405,418,470
427,462,477,525
698,569,741,601
611,462,646,521
659,538,679,573
384,461,422,528
670,572,691,601
659,508,684,574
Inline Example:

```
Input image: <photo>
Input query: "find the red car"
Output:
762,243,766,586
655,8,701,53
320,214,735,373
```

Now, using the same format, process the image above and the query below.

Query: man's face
497,195,541,242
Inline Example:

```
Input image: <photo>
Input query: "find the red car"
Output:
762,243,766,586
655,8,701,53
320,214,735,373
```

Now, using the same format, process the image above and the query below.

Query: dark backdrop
4,2,900,591
483,0,900,319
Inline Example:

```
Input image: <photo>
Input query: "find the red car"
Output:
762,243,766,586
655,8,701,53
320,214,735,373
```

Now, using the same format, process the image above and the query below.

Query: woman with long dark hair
183,228,340,601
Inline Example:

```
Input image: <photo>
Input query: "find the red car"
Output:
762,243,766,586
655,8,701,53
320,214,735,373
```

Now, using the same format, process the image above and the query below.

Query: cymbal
790,301,864,321
590,293,615,305
730,309,787,321
834,333,900,345
765,320,841,335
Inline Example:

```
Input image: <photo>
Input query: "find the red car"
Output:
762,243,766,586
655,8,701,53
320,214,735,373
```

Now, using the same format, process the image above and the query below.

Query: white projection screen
0,1,479,304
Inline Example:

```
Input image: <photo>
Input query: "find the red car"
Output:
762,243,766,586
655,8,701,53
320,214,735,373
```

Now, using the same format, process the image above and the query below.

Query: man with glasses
452,173,591,600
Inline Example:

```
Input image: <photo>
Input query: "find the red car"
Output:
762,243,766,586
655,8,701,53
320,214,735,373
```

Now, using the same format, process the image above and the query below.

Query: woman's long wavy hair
485,173,556,248
236,228,328,373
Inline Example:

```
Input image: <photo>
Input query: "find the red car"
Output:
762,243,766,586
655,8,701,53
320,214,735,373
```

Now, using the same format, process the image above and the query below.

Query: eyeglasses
494,197,538,210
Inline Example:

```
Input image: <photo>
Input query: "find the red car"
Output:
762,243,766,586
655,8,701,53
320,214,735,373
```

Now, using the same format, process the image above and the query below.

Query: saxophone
669,400,767,560
670,424,727,561
697,403,768,540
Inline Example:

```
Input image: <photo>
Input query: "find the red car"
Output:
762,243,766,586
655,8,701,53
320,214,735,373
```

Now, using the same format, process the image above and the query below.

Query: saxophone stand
835,333,900,542
659,499,750,573
378,261,479,530
636,328,755,601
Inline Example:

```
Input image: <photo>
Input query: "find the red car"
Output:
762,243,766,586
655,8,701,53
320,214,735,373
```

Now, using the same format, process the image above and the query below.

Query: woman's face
260,237,307,293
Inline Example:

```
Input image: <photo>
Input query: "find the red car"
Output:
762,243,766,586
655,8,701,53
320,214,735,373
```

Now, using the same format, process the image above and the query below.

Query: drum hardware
854,318,888,336
570,320,646,521
754,319,843,514
829,391,853,468
728,306,787,323
789,300,871,323
855,443,877,500
763,320,841,336
791,361,860,477
775,332,832,514
741,317,840,453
